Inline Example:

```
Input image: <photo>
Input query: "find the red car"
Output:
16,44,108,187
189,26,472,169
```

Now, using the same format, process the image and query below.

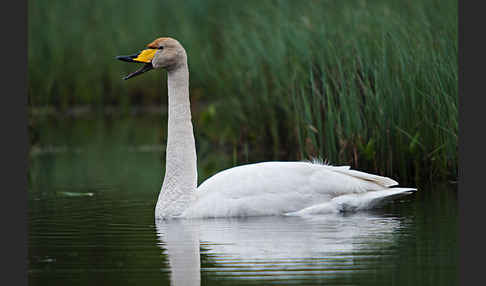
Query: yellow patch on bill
133,49,157,63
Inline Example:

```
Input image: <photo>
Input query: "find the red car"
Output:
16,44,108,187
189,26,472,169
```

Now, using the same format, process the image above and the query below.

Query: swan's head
117,37,187,80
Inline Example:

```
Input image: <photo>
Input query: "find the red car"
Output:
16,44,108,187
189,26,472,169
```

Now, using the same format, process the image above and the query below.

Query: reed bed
28,0,457,183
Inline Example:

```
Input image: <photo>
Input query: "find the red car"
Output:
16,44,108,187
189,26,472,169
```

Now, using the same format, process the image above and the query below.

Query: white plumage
184,161,415,218
117,37,416,220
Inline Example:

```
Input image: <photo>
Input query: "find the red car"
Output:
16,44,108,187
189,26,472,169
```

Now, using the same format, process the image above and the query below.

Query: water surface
28,116,457,285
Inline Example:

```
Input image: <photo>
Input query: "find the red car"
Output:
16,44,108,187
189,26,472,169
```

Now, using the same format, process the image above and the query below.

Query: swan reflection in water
155,213,404,285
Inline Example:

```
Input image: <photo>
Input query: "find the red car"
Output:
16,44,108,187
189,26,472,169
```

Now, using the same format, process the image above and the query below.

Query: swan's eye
158,46,164,50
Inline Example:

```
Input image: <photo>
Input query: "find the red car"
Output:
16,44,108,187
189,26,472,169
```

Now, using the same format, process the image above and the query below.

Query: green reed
28,0,457,183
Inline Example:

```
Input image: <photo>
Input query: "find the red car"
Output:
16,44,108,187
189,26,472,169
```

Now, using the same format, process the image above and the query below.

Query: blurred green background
28,0,457,184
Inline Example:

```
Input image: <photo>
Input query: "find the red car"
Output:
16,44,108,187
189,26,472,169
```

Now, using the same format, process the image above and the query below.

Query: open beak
116,49,157,80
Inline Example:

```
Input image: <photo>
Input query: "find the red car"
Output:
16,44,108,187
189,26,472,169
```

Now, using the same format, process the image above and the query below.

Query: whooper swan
117,37,416,219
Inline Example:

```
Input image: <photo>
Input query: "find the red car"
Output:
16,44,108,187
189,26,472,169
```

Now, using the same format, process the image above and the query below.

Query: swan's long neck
155,61,198,218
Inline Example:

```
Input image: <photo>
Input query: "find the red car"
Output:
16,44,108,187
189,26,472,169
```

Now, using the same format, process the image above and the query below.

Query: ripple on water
29,181,457,286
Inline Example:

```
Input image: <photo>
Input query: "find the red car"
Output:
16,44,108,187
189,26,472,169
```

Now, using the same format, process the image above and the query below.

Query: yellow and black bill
116,49,157,80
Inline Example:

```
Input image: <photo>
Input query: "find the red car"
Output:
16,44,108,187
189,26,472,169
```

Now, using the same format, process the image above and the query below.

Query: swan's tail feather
285,187,417,216
340,187,417,210
330,168,399,187
308,158,398,187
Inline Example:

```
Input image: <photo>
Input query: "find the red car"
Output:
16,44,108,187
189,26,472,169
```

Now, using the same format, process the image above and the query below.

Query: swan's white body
118,37,416,219
183,161,414,218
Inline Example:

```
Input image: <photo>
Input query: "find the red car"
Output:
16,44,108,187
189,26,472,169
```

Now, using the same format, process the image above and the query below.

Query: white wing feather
181,161,415,218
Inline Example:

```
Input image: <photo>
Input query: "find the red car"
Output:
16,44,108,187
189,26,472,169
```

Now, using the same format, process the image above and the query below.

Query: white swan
117,37,416,219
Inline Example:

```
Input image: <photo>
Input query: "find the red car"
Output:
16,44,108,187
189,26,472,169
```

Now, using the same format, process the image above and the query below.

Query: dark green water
28,116,457,286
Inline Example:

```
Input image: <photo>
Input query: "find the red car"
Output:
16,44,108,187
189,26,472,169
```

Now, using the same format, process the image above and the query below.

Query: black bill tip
122,63,154,80
117,55,136,63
